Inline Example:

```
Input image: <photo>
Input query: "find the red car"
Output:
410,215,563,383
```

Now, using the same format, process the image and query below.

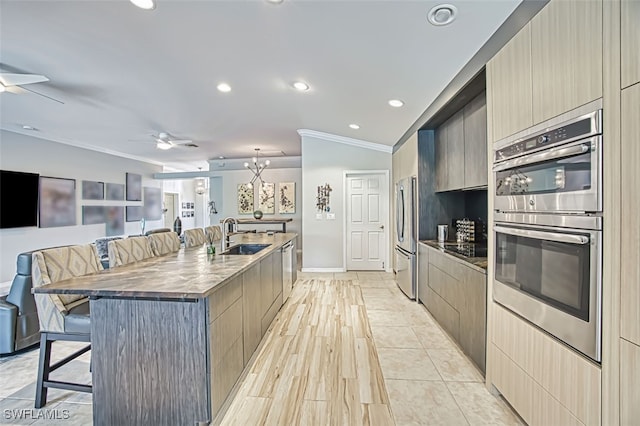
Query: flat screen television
0,170,40,228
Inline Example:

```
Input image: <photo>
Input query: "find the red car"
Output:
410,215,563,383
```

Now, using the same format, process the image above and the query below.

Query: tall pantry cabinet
619,0,640,422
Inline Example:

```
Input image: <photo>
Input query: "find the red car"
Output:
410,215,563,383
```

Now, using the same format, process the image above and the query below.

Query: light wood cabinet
463,91,488,188
260,253,274,317
242,263,262,363
620,339,640,425
621,0,640,88
489,0,603,140
210,297,243,415
487,22,533,142
421,245,486,373
261,250,284,335
620,83,640,345
530,0,603,124
492,304,601,426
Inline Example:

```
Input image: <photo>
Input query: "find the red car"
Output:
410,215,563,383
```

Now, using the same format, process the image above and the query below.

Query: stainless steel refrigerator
394,176,416,299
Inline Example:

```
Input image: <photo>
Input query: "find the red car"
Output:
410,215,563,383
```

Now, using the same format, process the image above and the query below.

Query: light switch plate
326,213,336,220
316,213,323,220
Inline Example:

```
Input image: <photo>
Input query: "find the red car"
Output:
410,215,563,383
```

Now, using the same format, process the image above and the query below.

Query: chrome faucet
221,217,238,249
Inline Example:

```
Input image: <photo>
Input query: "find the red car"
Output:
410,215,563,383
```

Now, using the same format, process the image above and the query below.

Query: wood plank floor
220,277,394,425
219,273,523,426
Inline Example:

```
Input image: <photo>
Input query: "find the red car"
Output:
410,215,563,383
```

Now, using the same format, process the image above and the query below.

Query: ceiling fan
151,132,198,150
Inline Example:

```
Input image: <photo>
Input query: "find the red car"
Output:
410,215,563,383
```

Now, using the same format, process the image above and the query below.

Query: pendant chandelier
244,148,270,188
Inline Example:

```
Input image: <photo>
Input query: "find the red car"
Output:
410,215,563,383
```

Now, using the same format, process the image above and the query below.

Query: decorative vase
173,216,182,235
253,210,263,219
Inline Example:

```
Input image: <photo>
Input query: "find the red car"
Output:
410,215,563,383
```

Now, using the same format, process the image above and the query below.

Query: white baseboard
301,268,345,273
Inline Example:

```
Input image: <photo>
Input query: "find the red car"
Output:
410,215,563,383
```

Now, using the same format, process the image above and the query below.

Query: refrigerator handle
397,186,405,242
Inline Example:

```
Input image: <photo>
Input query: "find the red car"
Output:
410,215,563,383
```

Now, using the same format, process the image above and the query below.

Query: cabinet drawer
210,297,243,365
428,264,463,310
428,248,464,281
424,286,459,342
209,275,242,322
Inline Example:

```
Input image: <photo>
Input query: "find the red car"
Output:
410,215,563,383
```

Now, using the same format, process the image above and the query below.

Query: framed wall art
126,172,142,201
39,176,76,228
237,184,253,214
82,180,104,200
106,183,124,200
143,187,163,220
126,206,143,222
82,206,105,225
105,206,125,236
278,182,295,214
259,182,275,214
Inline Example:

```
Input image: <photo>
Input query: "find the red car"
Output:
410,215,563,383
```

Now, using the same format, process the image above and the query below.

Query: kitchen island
32,232,297,426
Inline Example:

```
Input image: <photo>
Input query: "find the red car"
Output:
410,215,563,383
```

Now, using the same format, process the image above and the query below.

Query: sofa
0,250,42,355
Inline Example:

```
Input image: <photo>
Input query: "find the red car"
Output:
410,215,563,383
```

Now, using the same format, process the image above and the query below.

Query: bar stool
183,228,207,248
31,244,102,408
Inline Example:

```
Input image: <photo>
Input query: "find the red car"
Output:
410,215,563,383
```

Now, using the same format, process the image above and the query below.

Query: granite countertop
419,240,488,272
32,233,297,300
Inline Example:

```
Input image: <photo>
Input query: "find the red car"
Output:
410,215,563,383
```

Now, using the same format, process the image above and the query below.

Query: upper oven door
493,136,601,213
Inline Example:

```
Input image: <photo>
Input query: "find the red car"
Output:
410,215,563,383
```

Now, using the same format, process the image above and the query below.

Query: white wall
206,166,302,248
0,130,164,283
300,134,392,271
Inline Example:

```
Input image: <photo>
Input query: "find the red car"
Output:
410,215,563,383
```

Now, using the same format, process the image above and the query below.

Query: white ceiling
0,0,522,171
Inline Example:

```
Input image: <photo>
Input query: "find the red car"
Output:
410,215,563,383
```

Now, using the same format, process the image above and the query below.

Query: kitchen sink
220,243,270,255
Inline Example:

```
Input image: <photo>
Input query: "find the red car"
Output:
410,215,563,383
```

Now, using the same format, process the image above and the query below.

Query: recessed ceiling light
388,99,404,108
217,83,231,93
130,0,155,10
349,124,360,130
218,156,225,159
266,0,284,4
22,125,38,131
293,81,310,91
427,4,457,26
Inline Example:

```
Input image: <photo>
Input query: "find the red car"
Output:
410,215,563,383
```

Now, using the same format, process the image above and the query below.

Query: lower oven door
493,216,602,362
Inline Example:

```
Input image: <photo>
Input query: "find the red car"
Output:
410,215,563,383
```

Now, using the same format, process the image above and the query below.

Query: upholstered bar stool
204,225,223,250
31,244,103,408
148,232,181,256
183,228,207,248
107,236,155,268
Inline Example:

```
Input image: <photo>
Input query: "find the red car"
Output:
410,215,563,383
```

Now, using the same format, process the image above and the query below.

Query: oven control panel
495,115,595,162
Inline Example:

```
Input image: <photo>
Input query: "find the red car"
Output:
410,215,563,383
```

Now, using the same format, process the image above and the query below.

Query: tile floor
0,271,523,425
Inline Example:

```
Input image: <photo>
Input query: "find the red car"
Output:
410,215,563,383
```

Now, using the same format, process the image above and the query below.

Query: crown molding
297,129,393,154
0,128,165,166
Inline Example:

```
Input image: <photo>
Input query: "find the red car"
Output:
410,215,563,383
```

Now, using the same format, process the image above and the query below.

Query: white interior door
346,173,387,271
163,193,178,228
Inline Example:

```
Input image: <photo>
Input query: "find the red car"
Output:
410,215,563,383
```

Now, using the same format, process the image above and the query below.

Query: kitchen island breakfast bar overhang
32,232,297,426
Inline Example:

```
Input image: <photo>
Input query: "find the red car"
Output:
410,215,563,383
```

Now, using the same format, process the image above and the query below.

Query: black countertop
419,240,488,272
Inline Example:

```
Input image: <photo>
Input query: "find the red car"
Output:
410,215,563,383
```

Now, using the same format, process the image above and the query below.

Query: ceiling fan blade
170,139,193,145
0,73,49,86
18,85,64,104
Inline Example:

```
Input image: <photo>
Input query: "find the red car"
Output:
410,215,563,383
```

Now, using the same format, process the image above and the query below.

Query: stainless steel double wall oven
492,107,603,362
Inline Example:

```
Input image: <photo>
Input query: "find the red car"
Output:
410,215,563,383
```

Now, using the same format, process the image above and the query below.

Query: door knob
379,225,384,229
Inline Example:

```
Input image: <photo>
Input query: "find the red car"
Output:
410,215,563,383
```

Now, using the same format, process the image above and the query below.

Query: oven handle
492,143,590,172
494,225,590,245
